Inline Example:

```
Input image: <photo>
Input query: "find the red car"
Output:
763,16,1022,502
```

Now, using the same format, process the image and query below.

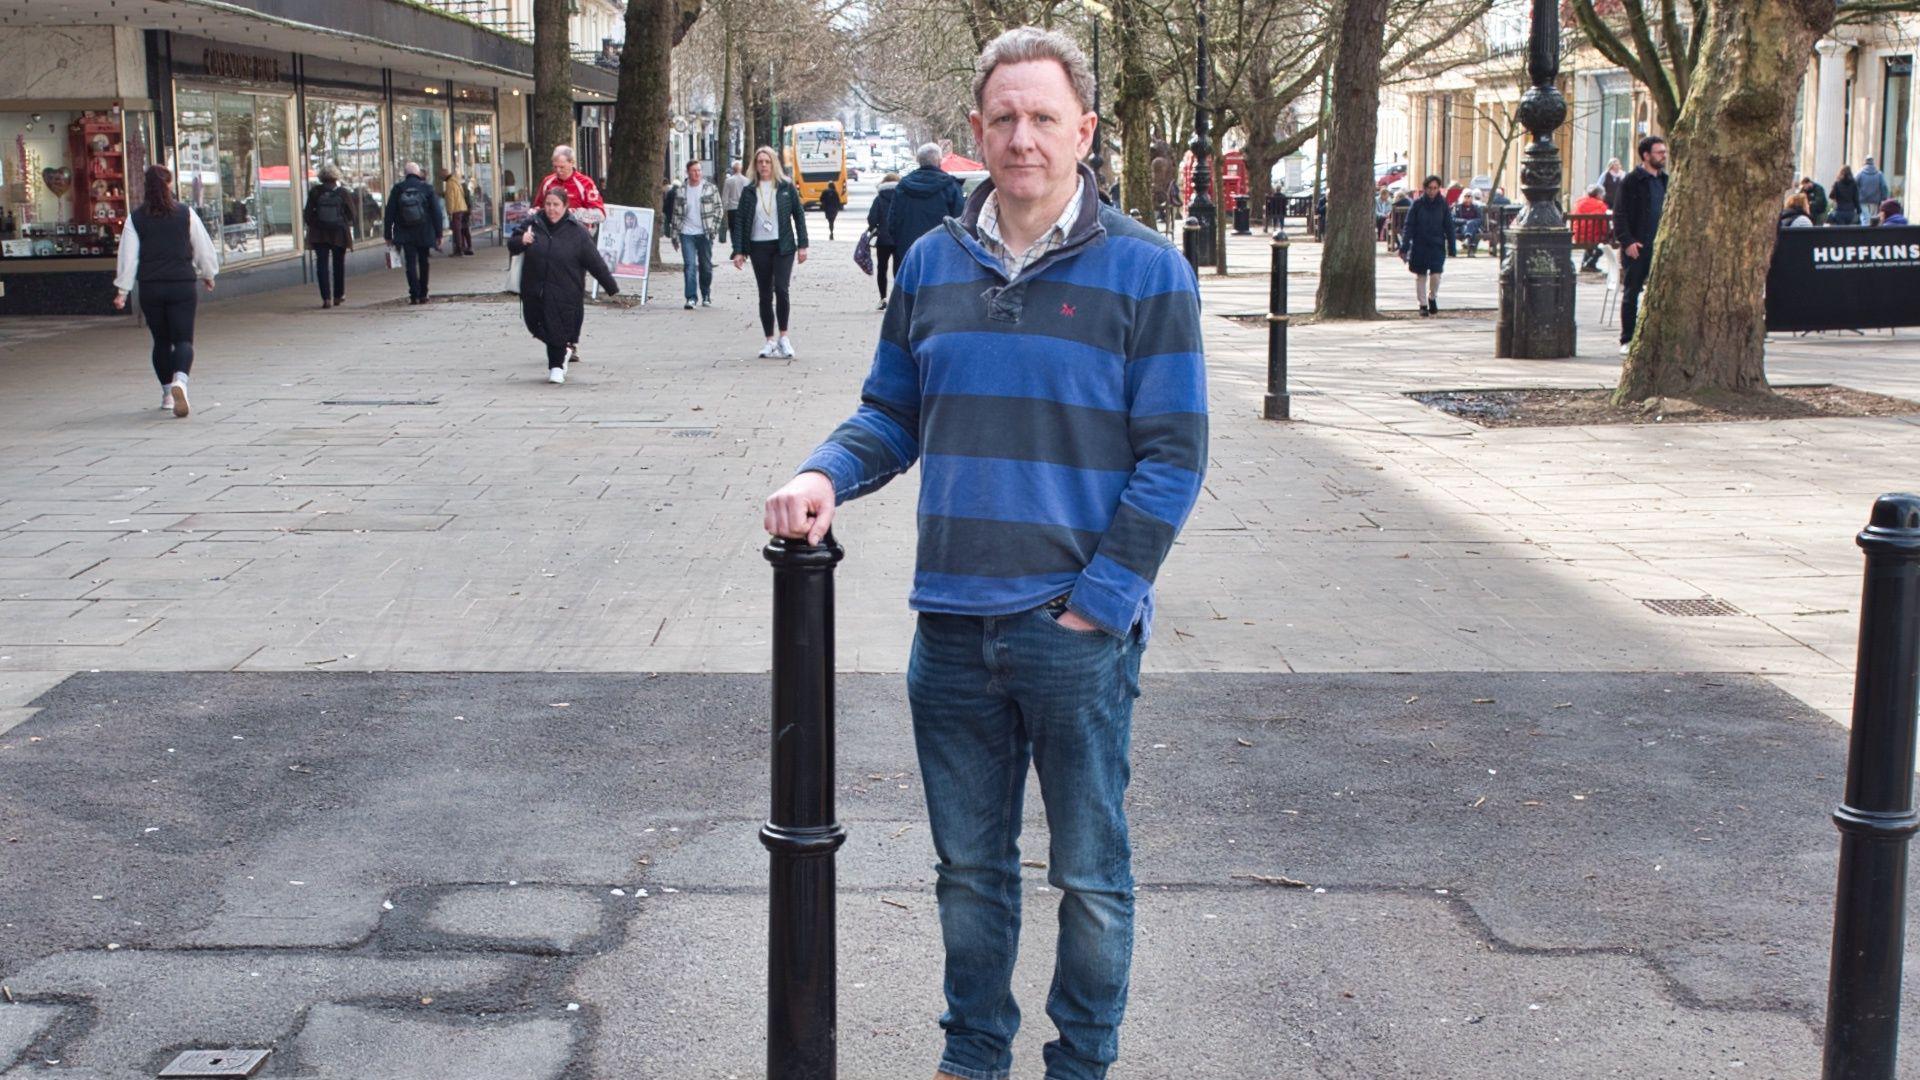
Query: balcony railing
419,0,534,41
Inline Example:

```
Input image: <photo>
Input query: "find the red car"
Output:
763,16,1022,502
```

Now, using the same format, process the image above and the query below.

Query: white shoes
757,340,779,358
685,300,696,309
160,388,173,410
1618,343,1631,355
877,298,888,310
566,344,581,364
777,336,795,358
548,367,566,384
700,298,712,307
168,379,190,418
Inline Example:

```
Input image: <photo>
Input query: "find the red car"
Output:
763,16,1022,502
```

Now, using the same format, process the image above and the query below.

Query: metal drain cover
158,1048,271,1077
1641,597,1744,617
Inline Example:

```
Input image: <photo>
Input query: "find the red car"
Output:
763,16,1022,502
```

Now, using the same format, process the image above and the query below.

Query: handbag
505,252,524,294
853,229,873,275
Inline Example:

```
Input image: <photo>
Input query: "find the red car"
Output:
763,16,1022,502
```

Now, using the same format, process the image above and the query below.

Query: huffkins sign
1766,225,1920,332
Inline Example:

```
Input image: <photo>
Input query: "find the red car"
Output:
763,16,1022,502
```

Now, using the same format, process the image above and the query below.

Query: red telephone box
1179,150,1249,204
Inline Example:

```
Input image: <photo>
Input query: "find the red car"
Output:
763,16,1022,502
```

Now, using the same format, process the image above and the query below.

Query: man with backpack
383,162,445,304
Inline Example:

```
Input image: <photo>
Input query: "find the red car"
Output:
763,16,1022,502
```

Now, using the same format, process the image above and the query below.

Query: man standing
442,169,473,256
1613,135,1667,354
538,145,606,227
1799,176,1829,224
383,162,445,305
665,159,723,309
1857,156,1890,224
886,142,966,254
763,26,1206,1080
721,160,748,241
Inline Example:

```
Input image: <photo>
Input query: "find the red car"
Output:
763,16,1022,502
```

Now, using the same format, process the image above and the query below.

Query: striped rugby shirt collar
975,174,1086,283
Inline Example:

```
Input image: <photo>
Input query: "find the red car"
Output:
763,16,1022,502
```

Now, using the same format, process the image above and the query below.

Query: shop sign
201,48,285,83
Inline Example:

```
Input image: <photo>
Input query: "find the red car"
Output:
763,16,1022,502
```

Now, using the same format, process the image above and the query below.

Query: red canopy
941,152,984,172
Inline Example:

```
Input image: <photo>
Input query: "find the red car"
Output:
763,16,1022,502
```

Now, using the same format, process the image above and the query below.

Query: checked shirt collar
977,175,1085,283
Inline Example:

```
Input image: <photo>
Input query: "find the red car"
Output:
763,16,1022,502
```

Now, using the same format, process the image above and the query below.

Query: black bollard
1263,228,1291,421
1823,493,1920,1080
763,532,848,1080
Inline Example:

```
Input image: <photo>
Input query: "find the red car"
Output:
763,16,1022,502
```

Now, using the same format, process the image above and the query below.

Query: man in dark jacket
886,143,965,254
384,162,446,304
1613,135,1667,352
1799,177,1828,223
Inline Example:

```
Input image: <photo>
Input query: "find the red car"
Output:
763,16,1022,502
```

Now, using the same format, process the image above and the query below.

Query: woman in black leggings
730,146,809,358
113,165,219,417
867,172,899,310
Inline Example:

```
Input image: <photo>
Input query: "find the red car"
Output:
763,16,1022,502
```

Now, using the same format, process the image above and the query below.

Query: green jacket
731,179,809,257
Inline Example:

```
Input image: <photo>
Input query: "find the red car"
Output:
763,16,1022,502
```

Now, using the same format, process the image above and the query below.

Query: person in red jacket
1571,183,1611,271
537,145,606,227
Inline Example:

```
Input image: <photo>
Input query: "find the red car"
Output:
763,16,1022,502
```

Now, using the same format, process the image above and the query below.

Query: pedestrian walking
383,162,445,304
664,158,724,309
443,168,474,254
1857,157,1890,222
1829,165,1861,226
112,164,218,418
1598,158,1626,208
1267,186,1286,234
887,142,966,255
1399,174,1456,315
1799,176,1828,223
1779,192,1815,228
1614,135,1668,353
819,180,843,240
867,171,900,309
507,187,619,385
1571,184,1609,271
537,145,606,227
303,162,357,309
722,160,748,240
729,145,809,358
761,27,1206,1080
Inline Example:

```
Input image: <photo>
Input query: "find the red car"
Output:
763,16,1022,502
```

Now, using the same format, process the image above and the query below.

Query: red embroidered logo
1060,302,1076,317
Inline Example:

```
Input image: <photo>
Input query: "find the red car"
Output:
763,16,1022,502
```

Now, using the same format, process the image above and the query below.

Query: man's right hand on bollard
764,471,836,545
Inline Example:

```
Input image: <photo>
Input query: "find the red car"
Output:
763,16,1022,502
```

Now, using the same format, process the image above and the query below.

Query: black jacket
303,181,358,250
731,179,809,256
867,182,898,247
820,183,843,218
887,165,965,253
1612,166,1667,253
508,213,618,346
1831,176,1860,213
1399,194,1456,273
383,174,444,248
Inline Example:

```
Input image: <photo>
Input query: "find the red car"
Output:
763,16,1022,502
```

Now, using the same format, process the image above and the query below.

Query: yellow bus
782,121,846,209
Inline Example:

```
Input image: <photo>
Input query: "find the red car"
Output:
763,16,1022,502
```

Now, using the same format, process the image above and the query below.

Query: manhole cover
321,399,441,406
672,428,716,438
158,1049,271,1077
1641,598,1744,617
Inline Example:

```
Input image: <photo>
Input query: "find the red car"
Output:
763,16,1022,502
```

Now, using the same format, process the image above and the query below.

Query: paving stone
277,1004,575,1080
0,1004,68,1068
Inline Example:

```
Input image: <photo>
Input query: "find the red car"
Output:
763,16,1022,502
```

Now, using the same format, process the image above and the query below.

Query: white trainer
1618,343,1631,355
566,344,580,365
548,367,566,384
757,340,779,358
777,336,795,358
169,380,190,418
161,389,173,410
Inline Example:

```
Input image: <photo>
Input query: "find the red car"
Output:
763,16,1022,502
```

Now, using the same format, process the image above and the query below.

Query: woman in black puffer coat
508,187,619,384
1398,174,1457,316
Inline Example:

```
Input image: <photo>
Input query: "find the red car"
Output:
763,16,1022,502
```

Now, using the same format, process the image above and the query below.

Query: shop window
305,99,387,242
1883,56,1911,200
0,109,127,261
176,88,296,265
397,106,447,194
453,112,497,229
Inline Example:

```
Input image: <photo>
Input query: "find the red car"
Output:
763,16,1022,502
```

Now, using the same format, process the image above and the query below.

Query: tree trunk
1114,0,1156,220
1314,0,1389,320
717,8,734,170
1614,0,1832,403
740,46,756,155
609,0,681,266
533,0,575,160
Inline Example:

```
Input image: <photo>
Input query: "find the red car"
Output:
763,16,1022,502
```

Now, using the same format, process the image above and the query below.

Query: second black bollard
1823,493,1920,1080
763,532,848,1080
1264,227,1291,421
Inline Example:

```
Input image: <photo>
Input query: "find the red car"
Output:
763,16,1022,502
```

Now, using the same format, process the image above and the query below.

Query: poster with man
595,204,653,302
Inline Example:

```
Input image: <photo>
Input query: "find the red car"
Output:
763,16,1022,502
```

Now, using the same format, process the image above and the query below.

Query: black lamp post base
1496,229,1577,359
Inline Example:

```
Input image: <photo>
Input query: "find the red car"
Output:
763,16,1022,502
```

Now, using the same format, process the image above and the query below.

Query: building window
175,87,297,265
304,99,386,243
1882,56,1911,200
453,112,497,229
396,105,448,190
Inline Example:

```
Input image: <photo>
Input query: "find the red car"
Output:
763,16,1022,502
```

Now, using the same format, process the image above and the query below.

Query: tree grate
1641,598,1745,617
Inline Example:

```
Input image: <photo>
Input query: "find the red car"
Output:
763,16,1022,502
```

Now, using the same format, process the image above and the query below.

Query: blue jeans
907,603,1145,1080
679,231,713,302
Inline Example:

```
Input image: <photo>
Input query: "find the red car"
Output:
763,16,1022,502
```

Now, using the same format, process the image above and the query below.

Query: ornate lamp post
1182,0,1216,270
1495,0,1575,359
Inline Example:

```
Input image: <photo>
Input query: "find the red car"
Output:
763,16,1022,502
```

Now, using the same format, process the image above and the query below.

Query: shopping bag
385,244,400,271
505,252,523,294
853,229,873,275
